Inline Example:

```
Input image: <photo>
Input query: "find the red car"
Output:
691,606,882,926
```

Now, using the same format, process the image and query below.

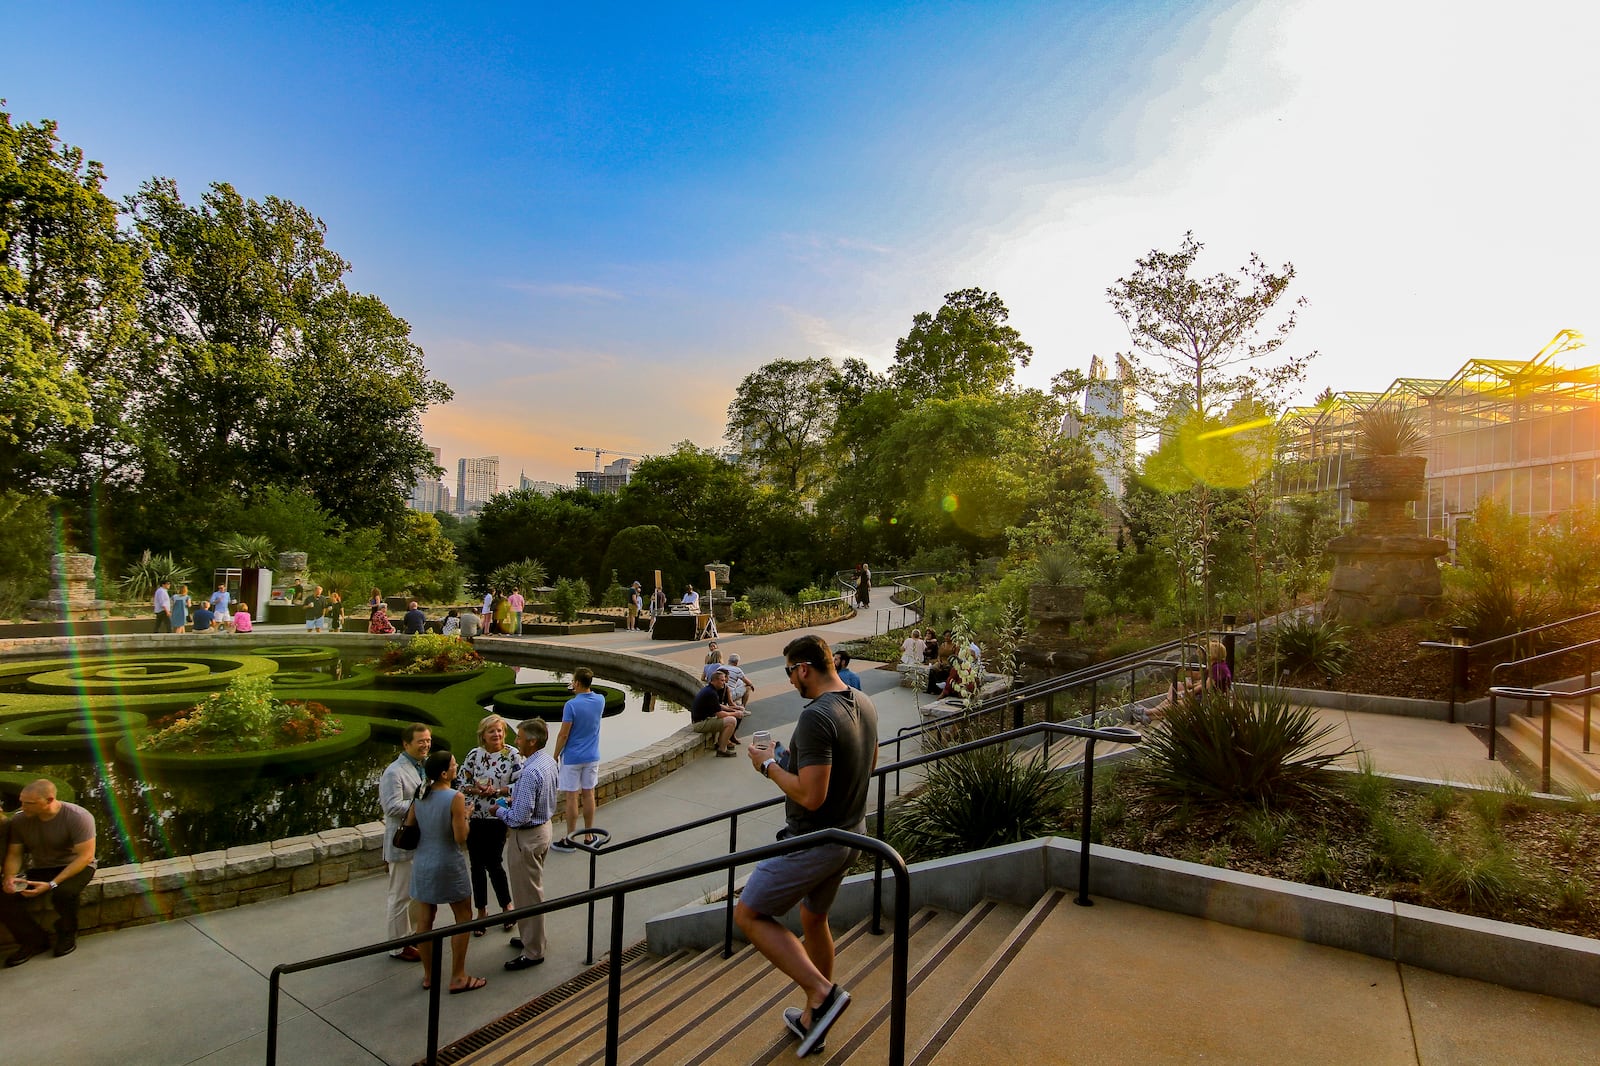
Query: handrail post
266,970,282,1066
586,850,598,965
1588,656,1594,755
1090,678,1098,719
1449,625,1470,724
888,853,912,1066
1076,735,1098,906
1488,691,1498,761
724,814,738,958
1221,615,1237,672
873,773,887,935
1542,696,1553,793
426,935,443,1064
606,895,625,1066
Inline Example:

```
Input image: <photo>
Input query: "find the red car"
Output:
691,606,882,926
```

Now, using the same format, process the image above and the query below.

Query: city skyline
6,1,1595,486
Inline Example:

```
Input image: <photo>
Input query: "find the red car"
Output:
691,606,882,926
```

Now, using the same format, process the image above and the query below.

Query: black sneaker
504,954,544,971
783,1007,824,1053
550,840,576,853
53,936,76,958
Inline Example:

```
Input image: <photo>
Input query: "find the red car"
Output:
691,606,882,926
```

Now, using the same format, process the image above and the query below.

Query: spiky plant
215,533,277,568
887,742,1070,861
1355,404,1425,458
119,551,195,600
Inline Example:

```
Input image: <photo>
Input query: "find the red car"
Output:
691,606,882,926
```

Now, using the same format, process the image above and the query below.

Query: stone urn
1028,584,1086,633
27,553,112,620
1347,455,1427,533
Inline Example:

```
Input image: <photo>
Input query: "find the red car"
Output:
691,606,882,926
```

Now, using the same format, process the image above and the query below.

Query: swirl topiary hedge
485,682,627,721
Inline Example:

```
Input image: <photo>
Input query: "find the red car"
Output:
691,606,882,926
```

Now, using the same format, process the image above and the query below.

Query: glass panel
1530,414,1552,461
1576,459,1595,505
1531,464,1552,516
1493,423,1513,465
1552,462,1573,512
1577,407,1597,453
1551,410,1574,459
1491,469,1513,506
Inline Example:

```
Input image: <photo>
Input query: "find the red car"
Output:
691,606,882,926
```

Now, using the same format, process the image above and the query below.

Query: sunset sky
6,0,1596,486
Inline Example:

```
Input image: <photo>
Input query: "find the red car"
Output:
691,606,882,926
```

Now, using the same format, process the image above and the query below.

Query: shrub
1138,686,1354,807
1237,808,1294,857
374,634,486,674
139,676,341,752
1299,835,1346,888
0,491,56,617
1424,846,1530,910
729,598,752,621
488,558,548,597
215,533,276,568
745,584,791,613
1368,812,1440,880
887,742,1069,862
1267,615,1352,676
548,577,591,622
1449,570,1554,642
598,569,628,607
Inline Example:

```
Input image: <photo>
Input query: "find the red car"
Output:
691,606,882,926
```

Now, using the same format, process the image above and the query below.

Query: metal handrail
1484,638,1600,784
1420,608,1600,722
267,829,912,1066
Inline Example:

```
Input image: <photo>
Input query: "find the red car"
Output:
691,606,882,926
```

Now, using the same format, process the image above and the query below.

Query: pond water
0,656,685,868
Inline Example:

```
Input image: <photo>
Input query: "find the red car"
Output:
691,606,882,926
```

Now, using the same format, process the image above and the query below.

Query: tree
468,488,614,589
0,110,144,499
725,357,841,497
1107,233,1313,621
601,525,679,593
889,288,1032,399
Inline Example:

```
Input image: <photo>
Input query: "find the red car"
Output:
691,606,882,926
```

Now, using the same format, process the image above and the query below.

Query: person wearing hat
625,582,642,631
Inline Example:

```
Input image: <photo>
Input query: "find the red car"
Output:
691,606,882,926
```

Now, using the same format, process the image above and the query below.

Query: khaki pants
507,821,552,960
386,858,414,942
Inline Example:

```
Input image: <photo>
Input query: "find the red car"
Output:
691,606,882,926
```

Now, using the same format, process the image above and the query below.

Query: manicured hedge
484,682,627,721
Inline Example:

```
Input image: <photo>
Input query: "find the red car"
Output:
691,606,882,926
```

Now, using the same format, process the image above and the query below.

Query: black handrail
1485,638,1600,782
266,829,912,1066
1420,608,1600,722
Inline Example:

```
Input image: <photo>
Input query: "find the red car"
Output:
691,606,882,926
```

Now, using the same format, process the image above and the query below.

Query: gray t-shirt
10,802,96,870
786,687,878,837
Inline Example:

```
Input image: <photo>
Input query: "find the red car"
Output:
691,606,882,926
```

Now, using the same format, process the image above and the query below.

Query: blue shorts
739,840,858,918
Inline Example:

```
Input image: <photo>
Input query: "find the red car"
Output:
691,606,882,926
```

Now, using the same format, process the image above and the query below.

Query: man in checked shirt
496,717,558,970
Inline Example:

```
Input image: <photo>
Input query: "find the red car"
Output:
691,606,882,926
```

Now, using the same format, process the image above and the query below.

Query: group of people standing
376,667,612,990
151,582,256,634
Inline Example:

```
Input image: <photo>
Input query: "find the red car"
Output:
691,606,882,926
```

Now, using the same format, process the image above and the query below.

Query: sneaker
783,1007,825,1053
715,747,738,758
509,937,523,950
550,840,576,853
504,954,545,971
797,985,850,1057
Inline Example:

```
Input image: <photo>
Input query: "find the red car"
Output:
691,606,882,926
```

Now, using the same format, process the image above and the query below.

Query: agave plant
120,551,195,600
886,741,1069,861
1268,615,1353,676
1355,404,1425,458
1034,544,1086,586
1138,686,1354,807
215,533,277,568
487,557,548,594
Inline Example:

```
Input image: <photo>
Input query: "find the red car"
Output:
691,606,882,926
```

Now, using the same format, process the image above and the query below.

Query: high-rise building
575,457,634,495
408,446,451,514
1064,355,1136,499
519,473,568,495
457,456,500,514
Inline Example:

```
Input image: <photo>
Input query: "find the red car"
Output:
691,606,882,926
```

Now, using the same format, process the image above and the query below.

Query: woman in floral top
457,713,524,932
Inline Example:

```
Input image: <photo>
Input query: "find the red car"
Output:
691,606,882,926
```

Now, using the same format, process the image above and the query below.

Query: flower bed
137,676,344,754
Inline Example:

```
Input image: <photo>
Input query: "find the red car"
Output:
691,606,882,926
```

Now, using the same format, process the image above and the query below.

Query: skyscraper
457,456,500,514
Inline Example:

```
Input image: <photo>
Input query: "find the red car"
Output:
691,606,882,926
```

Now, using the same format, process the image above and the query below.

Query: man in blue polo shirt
551,667,604,852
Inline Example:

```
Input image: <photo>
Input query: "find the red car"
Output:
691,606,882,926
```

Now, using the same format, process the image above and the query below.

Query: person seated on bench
690,669,747,756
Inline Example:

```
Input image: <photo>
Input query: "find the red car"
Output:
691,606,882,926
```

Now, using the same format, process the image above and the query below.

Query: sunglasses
784,663,808,677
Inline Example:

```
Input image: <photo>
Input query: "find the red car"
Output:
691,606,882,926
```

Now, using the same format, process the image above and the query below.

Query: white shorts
558,760,599,792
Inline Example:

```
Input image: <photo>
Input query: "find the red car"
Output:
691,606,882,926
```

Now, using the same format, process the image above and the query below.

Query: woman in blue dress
404,750,484,993
171,585,191,634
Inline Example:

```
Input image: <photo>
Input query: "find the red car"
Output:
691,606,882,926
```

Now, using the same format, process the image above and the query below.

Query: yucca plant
1355,404,1425,457
1138,686,1354,807
1268,615,1352,676
488,558,548,594
1034,544,1086,586
119,551,195,600
887,742,1070,861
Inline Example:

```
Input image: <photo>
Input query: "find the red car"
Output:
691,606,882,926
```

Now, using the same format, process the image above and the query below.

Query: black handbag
392,786,423,850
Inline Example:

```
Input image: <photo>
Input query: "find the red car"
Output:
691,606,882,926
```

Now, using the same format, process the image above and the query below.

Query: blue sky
6,1,1597,485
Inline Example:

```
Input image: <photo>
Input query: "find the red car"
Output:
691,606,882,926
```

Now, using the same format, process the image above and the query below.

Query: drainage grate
418,941,652,1066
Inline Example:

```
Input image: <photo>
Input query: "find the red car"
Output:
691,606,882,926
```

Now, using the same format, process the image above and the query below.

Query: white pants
386,859,414,943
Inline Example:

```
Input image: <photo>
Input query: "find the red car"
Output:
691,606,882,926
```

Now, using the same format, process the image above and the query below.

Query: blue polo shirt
561,690,605,764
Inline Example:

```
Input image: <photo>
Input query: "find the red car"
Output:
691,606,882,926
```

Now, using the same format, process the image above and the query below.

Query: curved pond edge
0,631,713,946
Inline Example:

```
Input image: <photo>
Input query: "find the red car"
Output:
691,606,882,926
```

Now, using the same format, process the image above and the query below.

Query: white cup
752,730,772,753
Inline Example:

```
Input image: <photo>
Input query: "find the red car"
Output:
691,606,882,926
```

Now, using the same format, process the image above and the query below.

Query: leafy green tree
0,490,56,616
375,511,460,602
601,525,679,592
889,287,1032,399
725,357,842,497
468,488,614,589
0,110,144,499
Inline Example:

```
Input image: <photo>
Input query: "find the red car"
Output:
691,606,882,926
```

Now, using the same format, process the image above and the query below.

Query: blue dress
409,788,471,905
171,594,190,630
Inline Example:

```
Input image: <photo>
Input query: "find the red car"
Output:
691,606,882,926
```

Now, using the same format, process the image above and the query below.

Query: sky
6,0,1597,487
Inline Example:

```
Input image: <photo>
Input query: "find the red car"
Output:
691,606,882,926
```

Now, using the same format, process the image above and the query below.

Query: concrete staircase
444,894,1056,1065
1497,694,1600,793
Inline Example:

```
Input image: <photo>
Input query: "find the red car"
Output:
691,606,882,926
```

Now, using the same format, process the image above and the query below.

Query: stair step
663,908,955,1065
1500,710,1600,792
806,898,1032,1064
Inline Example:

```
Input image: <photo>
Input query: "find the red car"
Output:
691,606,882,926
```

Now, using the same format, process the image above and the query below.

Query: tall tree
0,110,144,497
725,357,841,497
889,287,1032,398
1108,232,1312,620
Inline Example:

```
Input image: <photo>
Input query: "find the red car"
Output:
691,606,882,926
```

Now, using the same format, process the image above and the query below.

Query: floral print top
458,744,524,820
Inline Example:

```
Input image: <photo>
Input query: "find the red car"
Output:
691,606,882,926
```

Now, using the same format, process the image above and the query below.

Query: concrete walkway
5,589,1591,1063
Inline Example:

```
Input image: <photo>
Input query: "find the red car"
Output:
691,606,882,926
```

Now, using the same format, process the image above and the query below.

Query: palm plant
215,533,277,568
120,551,195,600
488,558,548,595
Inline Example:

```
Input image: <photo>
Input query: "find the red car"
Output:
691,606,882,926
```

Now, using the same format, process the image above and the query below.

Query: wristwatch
761,758,777,777
48,880,58,890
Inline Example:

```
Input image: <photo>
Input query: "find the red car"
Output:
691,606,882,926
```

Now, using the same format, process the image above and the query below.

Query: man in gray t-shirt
1,779,97,966
735,634,877,1055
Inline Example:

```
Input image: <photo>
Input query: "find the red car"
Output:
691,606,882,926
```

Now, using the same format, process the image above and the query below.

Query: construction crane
573,445,644,472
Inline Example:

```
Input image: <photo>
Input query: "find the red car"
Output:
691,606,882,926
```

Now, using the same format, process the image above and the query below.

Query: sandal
449,976,488,994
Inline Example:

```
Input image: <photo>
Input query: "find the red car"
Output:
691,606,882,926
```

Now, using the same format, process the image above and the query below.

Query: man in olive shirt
1,779,97,966
735,634,877,1056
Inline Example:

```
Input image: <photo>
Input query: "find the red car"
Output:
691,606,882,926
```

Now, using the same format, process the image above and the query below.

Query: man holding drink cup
735,634,878,1056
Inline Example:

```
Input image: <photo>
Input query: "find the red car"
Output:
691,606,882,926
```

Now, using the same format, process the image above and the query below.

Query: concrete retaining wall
644,837,1600,1009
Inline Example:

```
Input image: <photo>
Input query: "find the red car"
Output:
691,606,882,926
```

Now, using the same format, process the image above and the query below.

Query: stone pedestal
276,552,309,594
1324,532,1448,624
27,553,113,621
1021,584,1088,679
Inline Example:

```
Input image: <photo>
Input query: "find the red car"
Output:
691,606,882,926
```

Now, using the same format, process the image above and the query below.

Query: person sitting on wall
442,609,461,637
1,780,97,966
722,652,756,708
690,669,746,756
369,602,396,635
403,600,427,635
232,602,254,633
192,600,216,633
458,606,482,643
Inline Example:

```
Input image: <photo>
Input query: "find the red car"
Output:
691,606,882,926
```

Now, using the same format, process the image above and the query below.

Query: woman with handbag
403,750,484,993
458,714,523,935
